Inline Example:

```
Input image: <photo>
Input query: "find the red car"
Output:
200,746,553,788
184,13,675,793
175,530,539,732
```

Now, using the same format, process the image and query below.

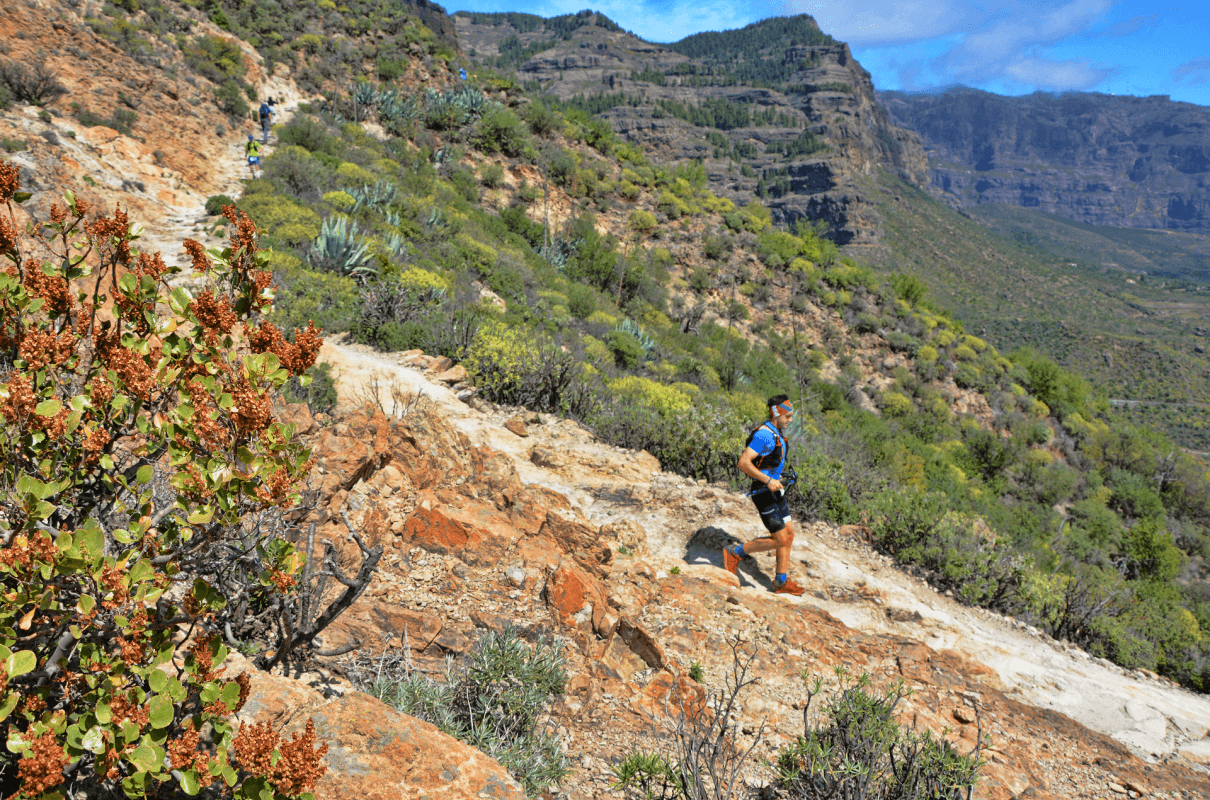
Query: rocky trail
300,337,1210,799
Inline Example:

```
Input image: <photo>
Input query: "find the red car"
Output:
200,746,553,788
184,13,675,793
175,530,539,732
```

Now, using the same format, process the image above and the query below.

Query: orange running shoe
774,577,804,596
723,546,742,575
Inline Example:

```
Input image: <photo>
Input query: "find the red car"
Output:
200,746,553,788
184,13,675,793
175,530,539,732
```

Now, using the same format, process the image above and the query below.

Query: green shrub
567,283,597,319
278,115,338,155
480,162,505,188
473,106,528,156
363,627,571,797
262,144,335,199
604,329,646,369
204,193,236,216
269,251,361,335
775,670,981,800
629,209,658,234
464,321,578,411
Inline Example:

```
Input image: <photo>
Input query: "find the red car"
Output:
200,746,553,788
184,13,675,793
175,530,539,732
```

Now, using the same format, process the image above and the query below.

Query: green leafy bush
473,106,529,157
464,321,578,411
205,193,237,216
0,176,336,799
776,670,982,800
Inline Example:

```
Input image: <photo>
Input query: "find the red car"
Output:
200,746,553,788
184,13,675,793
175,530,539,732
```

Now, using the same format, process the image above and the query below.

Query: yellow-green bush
629,209,658,233
953,344,978,361
455,233,497,273
737,201,771,233
586,309,619,326
397,266,451,293
323,190,356,211
917,344,939,364
657,189,694,219
617,180,640,200
962,334,988,352
726,391,765,422
608,375,695,416
933,330,956,348
620,168,643,185
581,334,612,364
1026,449,1054,468
702,193,735,214
337,161,375,184
296,33,323,52
238,191,322,243
1031,398,1051,418
881,391,914,417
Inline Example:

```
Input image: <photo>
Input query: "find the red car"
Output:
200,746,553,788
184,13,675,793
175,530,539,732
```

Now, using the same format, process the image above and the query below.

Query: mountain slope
455,11,927,245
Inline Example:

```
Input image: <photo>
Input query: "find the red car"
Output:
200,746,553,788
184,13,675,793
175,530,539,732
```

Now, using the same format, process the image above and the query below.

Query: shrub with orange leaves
0,160,331,799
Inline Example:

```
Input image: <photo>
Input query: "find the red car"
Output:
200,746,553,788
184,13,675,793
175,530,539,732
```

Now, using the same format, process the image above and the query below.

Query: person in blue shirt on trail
723,395,804,595
258,99,275,144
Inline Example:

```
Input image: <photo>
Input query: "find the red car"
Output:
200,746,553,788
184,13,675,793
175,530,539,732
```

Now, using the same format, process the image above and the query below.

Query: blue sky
448,0,1210,106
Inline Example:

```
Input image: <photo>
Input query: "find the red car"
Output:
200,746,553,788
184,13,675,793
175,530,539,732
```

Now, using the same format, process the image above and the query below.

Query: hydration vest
745,421,787,472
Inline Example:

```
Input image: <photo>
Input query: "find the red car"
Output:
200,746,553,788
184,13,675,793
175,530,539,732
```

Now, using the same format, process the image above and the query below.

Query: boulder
503,416,529,437
230,653,524,800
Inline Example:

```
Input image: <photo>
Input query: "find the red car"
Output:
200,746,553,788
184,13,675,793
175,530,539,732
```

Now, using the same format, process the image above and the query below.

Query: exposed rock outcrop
883,86,1210,231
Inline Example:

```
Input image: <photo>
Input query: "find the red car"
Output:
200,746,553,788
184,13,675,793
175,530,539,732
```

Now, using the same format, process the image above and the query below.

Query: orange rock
545,560,608,630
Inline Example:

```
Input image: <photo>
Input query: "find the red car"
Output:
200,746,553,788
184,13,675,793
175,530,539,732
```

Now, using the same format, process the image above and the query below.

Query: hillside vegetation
204,35,1210,693
866,176,1210,451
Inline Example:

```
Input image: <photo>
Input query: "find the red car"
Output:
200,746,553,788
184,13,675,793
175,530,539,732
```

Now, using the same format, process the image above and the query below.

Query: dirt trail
142,99,301,274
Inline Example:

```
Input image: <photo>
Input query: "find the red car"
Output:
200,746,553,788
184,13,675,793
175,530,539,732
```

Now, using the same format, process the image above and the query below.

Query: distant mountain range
882,87,1210,233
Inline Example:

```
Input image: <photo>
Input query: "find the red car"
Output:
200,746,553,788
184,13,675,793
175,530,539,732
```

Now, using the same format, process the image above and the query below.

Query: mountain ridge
883,85,1210,232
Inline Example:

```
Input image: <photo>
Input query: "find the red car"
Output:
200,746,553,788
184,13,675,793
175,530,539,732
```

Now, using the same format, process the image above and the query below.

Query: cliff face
883,87,1210,231
456,13,926,245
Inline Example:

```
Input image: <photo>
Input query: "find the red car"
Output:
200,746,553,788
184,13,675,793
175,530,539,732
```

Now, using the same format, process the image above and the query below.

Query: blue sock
776,572,787,584
732,544,745,557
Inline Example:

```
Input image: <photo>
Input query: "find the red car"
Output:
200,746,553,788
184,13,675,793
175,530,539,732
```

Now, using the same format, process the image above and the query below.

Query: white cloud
779,0,983,45
1003,56,1117,90
1172,57,1210,86
777,0,1124,93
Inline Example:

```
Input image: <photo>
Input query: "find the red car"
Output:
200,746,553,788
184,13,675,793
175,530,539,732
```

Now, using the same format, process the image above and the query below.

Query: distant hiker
723,395,804,595
258,98,276,143
245,135,261,179
459,68,467,81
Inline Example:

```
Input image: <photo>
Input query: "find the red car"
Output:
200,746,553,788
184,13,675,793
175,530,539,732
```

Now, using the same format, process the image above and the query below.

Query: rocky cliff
882,87,1210,231
455,13,926,245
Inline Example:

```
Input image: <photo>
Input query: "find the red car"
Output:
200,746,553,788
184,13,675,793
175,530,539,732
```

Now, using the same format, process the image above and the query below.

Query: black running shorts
752,488,791,533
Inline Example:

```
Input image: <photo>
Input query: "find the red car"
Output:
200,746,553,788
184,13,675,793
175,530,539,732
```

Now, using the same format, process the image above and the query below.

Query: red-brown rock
230,653,525,800
322,598,443,654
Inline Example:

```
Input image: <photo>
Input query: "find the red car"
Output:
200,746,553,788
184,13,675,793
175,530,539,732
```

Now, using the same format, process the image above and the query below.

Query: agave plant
383,208,404,229
539,236,579,272
309,215,375,277
422,85,489,130
615,318,656,360
380,95,421,136
348,180,400,212
383,230,409,260
352,81,379,110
